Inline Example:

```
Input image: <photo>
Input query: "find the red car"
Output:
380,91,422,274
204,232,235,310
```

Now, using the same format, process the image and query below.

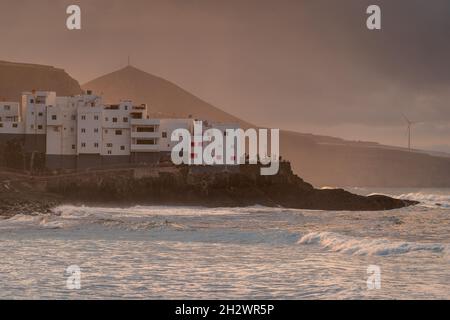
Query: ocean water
0,188,449,299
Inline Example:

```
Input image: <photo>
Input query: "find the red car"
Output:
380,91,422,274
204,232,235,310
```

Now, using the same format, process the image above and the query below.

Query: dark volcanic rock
0,194,60,218
45,162,417,211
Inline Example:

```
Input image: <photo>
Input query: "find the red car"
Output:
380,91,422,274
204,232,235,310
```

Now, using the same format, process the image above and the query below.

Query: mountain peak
83,66,251,127
120,64,143,73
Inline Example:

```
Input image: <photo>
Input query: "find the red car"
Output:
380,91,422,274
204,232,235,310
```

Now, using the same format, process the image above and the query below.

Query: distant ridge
0,60,82,102
0,60,64,70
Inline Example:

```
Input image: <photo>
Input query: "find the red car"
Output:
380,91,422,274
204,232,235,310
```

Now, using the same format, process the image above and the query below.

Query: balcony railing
130,119,160,126
131,131,160,139
130,144,160,152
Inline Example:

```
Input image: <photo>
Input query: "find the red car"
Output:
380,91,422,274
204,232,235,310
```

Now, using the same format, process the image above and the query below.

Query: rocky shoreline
0,162,418,218
0,193,60,219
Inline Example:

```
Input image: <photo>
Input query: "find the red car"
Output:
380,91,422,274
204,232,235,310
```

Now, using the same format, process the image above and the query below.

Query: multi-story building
0,91,55,153
130,118,195,163
0,101,24,138
0,90,240,170
46,92,102,168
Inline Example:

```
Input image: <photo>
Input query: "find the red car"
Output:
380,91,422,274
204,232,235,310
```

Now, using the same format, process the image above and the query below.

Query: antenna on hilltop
402,113,421,152
127,55,131,67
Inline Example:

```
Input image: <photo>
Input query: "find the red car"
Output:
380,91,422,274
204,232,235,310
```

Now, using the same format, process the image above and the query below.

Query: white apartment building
130,118,195,153
0,90,240,170
46,94,101,156
0,101,24,135
101,101,132,156
23,91,56,135
192,120,240,165
0,91,55,153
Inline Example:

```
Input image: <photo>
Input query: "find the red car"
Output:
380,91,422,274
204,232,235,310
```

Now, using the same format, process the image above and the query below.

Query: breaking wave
396,192,450,208
297,231,446,256
364,190,450,208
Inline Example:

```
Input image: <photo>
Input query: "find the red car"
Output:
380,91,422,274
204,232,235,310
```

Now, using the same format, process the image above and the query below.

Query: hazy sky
1,0,450,152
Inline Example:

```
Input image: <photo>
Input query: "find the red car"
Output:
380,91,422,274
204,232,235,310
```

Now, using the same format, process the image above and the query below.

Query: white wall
23,91,56,135
77,105,102,155
46,96,78,155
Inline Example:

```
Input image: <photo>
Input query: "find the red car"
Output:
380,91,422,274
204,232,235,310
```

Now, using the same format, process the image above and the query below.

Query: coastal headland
0,161,417,218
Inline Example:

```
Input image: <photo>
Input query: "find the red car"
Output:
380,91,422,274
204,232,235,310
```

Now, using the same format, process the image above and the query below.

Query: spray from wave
363,191,450,208
396,192,450,208
298,231,446,256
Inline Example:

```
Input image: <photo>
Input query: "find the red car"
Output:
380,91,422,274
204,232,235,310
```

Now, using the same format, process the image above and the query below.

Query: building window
112,117,118,123
162,131,167,138
70,127,74,132
4,105,10,111
94,143,99,148
81,143,86,147
136,139,156,145
105,117,109,121
30,125,34,129
53,127,59,132
115,129,122,135
94,128,99,133
71,115,76,120
72,145,75,150
81,115,86,120
30,99,34,103
94,115,99,120
38,112,43,116
120,146,125,151
81,128,86,133
52,115,57,120
137,126,155,132
107,150,112,155
123,117,128,123
106,143,113,148
38,125,43,130
12,123,18,128
105,129,108,134
0,123,3,128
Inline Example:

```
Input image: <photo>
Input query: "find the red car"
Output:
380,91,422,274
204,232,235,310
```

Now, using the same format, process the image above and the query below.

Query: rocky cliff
42,163,416,211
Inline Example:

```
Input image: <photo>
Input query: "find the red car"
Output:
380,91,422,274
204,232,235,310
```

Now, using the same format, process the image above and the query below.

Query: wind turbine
402,113,419,151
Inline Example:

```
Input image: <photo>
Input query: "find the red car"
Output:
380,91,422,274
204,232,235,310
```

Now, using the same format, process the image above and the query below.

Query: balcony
131,131,160,139
131,144,160,152
130,119,160,126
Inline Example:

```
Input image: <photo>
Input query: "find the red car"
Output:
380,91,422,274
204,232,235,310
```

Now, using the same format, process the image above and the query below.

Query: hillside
0,60,82,101
83,66,251,126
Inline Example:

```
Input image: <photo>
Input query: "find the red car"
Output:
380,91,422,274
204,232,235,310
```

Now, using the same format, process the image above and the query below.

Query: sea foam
298,231,446,256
